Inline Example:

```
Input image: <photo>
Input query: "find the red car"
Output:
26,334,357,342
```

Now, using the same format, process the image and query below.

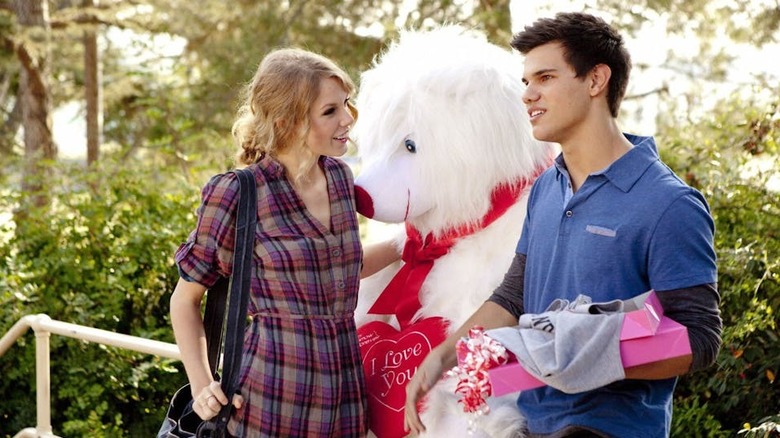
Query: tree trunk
0,71,21,156
15,0,56,208
83,0,101,165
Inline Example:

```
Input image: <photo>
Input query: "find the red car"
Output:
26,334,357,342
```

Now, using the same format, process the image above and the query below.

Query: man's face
521,42,591,145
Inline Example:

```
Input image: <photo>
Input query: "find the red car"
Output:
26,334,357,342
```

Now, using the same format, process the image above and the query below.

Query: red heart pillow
358,317,448,438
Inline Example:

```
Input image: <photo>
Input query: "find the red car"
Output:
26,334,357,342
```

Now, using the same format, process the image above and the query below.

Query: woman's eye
404,139,417,153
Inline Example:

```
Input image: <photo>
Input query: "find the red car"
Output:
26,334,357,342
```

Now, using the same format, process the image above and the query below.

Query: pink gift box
485,290,692,397
620,290,663,340
487,357,545,395
619,315,691,368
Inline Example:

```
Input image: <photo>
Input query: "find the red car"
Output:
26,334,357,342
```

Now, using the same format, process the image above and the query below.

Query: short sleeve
648,190,717,291
174,171,240,287
516,179,540,256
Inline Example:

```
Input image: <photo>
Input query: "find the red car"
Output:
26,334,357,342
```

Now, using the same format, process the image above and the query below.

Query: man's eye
404,139,417,153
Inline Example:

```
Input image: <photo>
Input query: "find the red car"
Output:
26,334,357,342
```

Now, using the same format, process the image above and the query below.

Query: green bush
0,158,202,437
659,94,780,435
739,414,780,438
671,395,729,438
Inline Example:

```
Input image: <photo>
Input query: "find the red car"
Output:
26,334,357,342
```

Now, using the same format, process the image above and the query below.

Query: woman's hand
193,380,244,421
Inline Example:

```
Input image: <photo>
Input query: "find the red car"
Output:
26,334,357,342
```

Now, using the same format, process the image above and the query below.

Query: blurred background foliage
0,0,778,436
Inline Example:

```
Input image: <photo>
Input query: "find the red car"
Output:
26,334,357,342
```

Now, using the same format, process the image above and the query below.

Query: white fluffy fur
353,26,557,438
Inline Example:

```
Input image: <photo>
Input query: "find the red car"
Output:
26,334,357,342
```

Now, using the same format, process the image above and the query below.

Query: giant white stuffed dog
352,26,556,438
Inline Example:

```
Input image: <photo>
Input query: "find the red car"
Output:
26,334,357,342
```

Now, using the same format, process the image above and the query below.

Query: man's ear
589,64,612,97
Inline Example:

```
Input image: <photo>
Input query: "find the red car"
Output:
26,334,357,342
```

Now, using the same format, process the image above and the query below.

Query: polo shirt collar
602,134,659,193
553,134,659,193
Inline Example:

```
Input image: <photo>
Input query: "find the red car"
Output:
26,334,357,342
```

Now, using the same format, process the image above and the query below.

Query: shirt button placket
331,247,345,290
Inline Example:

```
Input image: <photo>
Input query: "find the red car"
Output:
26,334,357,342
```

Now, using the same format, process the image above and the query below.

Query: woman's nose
342,109,355,126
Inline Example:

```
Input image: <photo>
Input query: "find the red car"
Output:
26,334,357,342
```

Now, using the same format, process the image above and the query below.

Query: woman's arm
170,278,211,394
170,278,241,419
360,239,401,278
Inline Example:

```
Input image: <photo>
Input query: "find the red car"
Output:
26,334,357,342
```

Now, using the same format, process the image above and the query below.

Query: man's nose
522,85,538,105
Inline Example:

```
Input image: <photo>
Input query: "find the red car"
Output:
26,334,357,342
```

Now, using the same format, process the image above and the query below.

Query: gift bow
447,326,511,415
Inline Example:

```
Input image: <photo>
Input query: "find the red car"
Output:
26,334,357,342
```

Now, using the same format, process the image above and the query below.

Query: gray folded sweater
486,294,626,394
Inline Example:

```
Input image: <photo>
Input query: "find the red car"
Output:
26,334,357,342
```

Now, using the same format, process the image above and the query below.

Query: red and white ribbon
446,326,510,418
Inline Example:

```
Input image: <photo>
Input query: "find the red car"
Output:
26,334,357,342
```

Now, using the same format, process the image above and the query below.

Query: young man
404,12,722,438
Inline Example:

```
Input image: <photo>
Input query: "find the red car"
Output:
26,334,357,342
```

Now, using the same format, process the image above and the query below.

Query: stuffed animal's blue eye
404,139,417,153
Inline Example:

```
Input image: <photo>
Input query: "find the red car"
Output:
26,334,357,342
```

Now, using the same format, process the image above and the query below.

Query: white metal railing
0,314,181,438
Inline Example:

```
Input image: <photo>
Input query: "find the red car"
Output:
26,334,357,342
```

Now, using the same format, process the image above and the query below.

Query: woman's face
305,77,354,157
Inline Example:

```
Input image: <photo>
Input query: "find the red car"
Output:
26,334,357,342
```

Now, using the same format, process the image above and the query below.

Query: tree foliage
0,155,200,436
659,93,780,435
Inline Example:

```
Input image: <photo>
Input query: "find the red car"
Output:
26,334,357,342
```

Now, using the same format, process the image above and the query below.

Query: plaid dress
175,155,367,437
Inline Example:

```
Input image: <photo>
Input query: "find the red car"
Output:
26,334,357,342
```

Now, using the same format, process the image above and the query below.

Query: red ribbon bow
368,225,455,327
368,175,541,328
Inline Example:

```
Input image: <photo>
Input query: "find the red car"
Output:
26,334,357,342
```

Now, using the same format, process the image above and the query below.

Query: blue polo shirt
515,134,717,437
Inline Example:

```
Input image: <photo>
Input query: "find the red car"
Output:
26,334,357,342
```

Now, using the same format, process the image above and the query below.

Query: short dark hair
511,12,631,118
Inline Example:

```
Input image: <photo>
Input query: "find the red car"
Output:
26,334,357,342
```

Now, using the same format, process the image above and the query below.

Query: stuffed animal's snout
355,185,374,218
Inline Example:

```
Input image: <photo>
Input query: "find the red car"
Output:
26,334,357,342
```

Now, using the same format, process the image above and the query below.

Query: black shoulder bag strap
198,167,257,438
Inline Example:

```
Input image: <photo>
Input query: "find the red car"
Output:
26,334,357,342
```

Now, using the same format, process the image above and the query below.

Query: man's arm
486,252,526,319
626,283,722,379
488,257,722,380
404,301,518,434
403,259,523,435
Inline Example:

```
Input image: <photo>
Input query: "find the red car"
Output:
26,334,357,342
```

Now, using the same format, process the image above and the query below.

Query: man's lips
528,108,546,121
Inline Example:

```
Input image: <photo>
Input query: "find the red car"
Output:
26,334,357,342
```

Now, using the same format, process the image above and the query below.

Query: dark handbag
158,168,257,438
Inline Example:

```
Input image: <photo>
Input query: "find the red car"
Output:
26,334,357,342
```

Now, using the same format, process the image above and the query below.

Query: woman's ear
589,64,612,97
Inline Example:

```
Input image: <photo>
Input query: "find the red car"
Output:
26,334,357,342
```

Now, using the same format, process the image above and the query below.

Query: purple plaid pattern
175,156,367,437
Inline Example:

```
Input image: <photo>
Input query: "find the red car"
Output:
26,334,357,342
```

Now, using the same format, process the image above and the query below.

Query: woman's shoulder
322,156,355,179
199,166,264,208
203,168,241,194
207,162,276,188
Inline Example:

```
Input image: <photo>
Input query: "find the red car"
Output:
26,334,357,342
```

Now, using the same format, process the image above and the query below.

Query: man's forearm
624,354,693,379
656,283,722,372
437,301,518,369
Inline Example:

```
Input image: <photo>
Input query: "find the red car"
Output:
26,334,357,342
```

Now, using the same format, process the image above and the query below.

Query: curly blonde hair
232,48,357,173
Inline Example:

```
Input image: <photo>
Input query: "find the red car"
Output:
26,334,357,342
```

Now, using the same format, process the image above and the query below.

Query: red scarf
368,174,540,328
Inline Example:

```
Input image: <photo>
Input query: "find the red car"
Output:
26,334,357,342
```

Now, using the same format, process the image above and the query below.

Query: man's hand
403,301,518,434
404,347,446,434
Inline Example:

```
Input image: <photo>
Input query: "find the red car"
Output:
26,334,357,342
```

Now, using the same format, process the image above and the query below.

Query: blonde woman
170,48,398,437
